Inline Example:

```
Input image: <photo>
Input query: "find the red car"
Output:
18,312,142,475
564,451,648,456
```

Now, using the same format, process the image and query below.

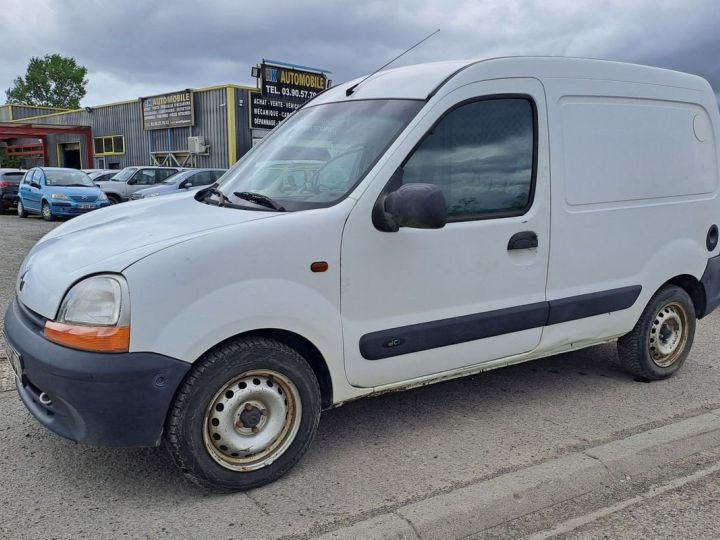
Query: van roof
312,56,711,104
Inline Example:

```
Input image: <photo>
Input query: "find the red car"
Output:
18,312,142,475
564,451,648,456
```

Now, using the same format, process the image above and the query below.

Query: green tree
6,54,88,108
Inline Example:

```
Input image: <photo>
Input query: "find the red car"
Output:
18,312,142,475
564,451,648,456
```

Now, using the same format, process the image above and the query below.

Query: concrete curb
316,410,720,539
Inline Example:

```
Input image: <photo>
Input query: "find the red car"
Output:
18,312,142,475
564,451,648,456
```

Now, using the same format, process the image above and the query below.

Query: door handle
507,231,538,250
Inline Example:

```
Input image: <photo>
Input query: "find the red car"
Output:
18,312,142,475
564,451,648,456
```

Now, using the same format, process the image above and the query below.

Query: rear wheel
617,285,695,380
41,201,55,221
165,336,321,491
17,200,27,218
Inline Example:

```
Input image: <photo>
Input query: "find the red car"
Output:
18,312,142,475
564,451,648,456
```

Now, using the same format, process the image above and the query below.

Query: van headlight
44,275,131,352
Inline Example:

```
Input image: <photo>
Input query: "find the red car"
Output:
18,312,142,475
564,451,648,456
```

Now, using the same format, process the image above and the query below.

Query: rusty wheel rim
648,301,689,368
203,370,301,472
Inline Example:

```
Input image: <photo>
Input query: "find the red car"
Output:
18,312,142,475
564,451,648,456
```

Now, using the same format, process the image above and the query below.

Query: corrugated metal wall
47,133,91,169
144,88,231,168
91,101,146,166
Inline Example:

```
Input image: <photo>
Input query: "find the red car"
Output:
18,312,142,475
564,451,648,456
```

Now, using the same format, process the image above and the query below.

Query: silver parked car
130,168,226,200
94,166,181,204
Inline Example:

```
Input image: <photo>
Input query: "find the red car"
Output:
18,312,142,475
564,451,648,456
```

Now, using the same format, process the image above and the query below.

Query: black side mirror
30,181,40,189
373,182,447,232
181,181,193,189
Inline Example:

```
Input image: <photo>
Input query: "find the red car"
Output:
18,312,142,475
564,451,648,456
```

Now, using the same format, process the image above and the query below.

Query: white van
5,57,720,491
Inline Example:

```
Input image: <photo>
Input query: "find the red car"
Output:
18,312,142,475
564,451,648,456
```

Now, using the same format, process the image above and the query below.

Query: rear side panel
542,77,720,352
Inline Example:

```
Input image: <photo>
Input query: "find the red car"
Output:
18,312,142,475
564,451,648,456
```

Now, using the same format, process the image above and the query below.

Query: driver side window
134,169,156,185
402,97,536,221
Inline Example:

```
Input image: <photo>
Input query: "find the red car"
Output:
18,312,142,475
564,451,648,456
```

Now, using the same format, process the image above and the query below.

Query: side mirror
30,181,40,189
373,183,447,232
126,178,136,185
181,180,193,189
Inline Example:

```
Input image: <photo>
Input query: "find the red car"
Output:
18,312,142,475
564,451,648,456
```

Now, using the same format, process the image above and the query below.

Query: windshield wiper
233,192,286,212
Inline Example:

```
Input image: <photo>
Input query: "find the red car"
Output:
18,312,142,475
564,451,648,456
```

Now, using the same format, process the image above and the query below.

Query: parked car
130,168,226,200
5,58,720,492
94,166,181,203
83,169,118,183
0,169,24,213
16,167,110,220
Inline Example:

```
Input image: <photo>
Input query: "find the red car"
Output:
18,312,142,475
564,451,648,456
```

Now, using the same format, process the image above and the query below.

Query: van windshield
214,99,423,211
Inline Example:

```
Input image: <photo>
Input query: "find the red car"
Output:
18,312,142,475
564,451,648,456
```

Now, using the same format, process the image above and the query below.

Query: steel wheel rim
648,301,689,367
42,204,50,218
203,369,302,472
17,201,22,215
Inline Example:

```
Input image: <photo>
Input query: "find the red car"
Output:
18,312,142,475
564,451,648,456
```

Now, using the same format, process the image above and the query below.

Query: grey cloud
0,0,718,105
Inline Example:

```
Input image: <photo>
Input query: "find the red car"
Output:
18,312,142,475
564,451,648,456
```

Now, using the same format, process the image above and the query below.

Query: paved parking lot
2,214,720,539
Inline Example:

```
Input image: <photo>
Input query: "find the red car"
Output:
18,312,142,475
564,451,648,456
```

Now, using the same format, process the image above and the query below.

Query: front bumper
1,191,18,208
49,200,111,216
3,299,191,447
701,254,720,317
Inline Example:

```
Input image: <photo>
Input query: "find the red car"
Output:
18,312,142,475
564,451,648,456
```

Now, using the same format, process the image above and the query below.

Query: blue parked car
129,168,226,200
17,167,110,221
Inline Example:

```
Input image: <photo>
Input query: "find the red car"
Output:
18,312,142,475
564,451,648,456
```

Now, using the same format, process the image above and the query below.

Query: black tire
165,336,321,491
41,201,55,221
17,200,27,218
107,194,121,205
617,285,695,380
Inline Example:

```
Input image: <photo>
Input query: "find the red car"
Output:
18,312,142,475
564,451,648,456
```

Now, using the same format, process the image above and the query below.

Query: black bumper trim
4,298,191,447
700,254,720,318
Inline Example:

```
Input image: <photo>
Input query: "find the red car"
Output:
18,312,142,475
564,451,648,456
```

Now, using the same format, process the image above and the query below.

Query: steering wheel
310,145,366,194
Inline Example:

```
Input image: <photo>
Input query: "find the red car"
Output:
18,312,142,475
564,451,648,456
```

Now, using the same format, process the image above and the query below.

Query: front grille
69,195,98,202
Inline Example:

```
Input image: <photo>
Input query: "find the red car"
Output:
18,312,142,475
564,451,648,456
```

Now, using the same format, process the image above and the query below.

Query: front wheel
17,200,27,218
617,285,695,380
165,336,321,491
41,201,55,221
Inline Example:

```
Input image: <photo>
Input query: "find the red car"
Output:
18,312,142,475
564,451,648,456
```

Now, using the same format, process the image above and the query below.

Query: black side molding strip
359,285,642,360
546,285,642,325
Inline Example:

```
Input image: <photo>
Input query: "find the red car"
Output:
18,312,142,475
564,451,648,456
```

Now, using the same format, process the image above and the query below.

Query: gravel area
0,214,58,390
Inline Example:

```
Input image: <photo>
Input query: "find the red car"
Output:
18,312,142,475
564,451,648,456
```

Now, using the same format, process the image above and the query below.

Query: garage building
0,83,268,170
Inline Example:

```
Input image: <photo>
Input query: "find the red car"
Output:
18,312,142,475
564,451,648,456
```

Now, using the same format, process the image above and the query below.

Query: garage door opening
58,142,82,169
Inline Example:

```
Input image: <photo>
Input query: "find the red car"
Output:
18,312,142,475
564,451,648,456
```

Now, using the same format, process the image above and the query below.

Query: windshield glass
215,99,423,211
162,170,191,185
111,167,138,181
45,169,95,187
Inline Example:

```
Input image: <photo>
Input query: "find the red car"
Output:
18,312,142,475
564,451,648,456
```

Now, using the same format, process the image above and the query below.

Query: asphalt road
1,214,720,539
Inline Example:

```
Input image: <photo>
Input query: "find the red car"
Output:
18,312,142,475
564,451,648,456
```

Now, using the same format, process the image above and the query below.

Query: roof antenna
346,29,440,96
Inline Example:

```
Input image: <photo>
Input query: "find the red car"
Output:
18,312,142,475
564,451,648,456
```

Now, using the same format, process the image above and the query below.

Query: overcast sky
1,0,718,105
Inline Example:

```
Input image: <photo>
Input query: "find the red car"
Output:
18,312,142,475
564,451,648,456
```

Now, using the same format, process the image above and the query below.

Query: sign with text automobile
142,90,194,130
260,63,327,102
